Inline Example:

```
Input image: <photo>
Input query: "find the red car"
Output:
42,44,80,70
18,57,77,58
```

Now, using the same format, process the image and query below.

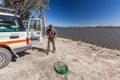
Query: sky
45,0,120,26
0,0,2,4
0,0,120,26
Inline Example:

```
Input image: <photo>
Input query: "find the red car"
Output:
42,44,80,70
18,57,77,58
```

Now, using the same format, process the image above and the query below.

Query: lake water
56,27,120,49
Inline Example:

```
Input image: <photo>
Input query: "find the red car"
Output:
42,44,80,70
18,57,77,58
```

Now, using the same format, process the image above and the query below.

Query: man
46,24,57,54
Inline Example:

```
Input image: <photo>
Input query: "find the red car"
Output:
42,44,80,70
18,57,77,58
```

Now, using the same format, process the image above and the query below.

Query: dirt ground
0,38,120,80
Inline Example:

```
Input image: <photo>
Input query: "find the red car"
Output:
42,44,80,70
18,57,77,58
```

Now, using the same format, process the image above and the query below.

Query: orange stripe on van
0,39,26,45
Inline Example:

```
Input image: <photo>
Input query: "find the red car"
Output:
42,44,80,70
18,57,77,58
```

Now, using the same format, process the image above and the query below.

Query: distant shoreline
55,26,120,28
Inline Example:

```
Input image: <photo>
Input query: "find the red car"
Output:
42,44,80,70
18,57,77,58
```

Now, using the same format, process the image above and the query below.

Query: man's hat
49,24,53,28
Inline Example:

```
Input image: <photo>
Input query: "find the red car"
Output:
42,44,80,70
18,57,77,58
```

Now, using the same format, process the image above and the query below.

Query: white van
0,7,43,69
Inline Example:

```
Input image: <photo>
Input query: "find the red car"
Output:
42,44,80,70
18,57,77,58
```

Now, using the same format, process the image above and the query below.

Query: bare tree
35,0,49,34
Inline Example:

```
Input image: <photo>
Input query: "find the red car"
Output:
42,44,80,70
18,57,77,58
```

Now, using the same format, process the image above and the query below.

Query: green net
54,61,68,75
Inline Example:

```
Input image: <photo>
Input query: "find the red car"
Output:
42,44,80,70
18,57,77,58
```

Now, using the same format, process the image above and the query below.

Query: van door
28,18,42,43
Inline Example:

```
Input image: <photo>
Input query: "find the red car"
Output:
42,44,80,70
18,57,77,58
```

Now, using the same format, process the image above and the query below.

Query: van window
0,15,25,32
29,20,41,31
23,21,28,29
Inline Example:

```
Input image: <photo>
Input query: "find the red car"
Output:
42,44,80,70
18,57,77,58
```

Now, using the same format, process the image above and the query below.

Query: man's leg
52,39,56,53
47,39,51,54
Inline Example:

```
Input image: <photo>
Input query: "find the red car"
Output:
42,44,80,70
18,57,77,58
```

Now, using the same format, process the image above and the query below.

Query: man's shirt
47,28,57,40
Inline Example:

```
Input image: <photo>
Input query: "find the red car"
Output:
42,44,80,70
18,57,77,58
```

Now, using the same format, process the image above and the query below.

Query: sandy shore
0,37,120,80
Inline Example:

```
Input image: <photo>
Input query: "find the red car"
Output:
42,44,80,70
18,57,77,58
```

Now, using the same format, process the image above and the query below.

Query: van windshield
0,15,25,32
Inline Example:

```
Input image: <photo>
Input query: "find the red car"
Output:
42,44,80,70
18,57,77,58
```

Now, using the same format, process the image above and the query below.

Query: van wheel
0,47,12,69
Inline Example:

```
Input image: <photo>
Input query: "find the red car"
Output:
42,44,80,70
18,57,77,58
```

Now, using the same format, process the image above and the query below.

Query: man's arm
54,29,57,38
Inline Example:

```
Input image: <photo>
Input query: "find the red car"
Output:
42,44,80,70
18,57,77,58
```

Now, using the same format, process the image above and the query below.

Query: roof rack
0,7,16,14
